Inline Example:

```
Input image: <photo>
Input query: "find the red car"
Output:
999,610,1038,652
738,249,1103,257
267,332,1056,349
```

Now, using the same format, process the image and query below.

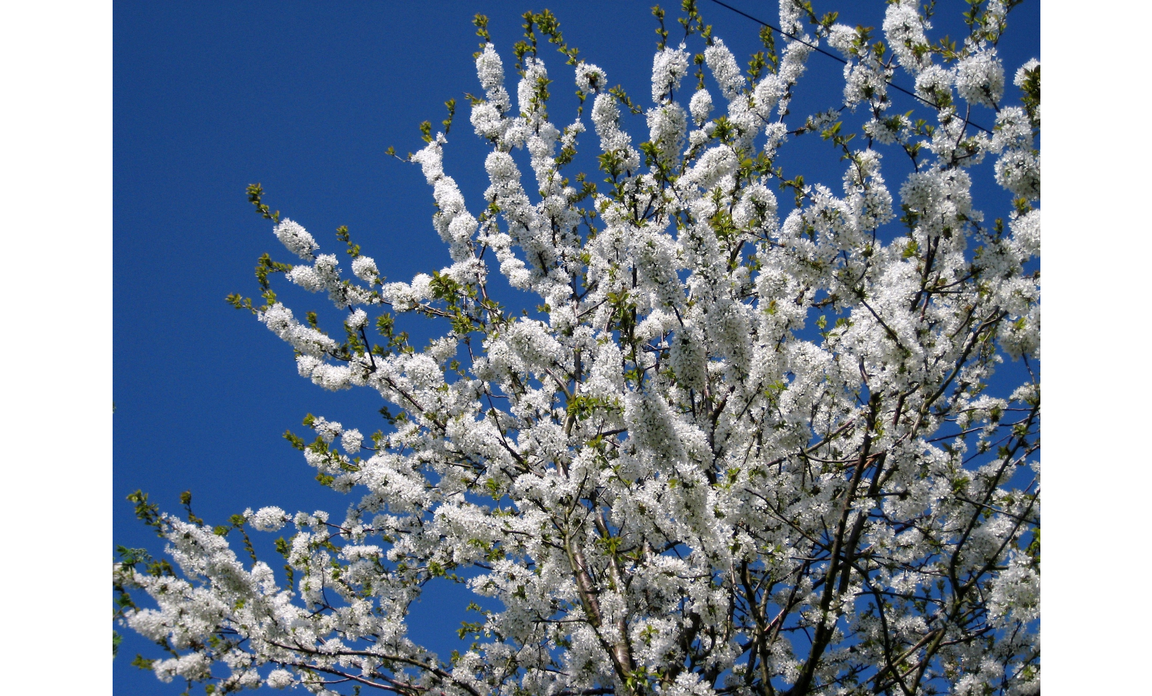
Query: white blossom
704,39,745,101
1014,58,1039,88
646,103,687,165
651,45,690,103
341,428,363,455
883,0,929,74
311,416,341,443
915,64,953,105
273,218,318,260
247,506,287,532
351,255,378,282
689,89,713,125
258,303,337,358
827,24,858,59
995,148,1040,201
345,308,367,330
119,6,1040,695
575,62,606,93
955,48,1005,108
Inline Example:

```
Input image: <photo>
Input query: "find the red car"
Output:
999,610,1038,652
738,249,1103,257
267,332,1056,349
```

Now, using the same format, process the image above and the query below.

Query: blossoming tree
114,1,1040,693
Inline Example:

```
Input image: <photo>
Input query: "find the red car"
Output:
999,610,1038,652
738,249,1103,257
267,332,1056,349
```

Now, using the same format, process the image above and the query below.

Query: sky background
111,1,1039,693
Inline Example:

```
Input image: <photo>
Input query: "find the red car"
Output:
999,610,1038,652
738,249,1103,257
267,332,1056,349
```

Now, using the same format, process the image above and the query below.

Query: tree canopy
115,1,1040,694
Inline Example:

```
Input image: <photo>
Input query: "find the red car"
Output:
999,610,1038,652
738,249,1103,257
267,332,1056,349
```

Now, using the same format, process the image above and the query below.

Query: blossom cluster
119,2,1040,695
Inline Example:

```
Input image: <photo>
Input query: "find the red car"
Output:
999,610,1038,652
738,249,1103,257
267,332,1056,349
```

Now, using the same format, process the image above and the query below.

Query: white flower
779,0,804,34
752,74,785,121
517,57,550,121
704,39,745,101
259,303,338,358
915,64,952,105
842,60,888,108
883,1,929,73
311,416,342,443
864,115,907,145
954,49,1004,108
899,168,974,235
476,46,502,89
651,45,689,103
286,254,342,298
984,0,1009,38
1010,209,1040,259
827,24,858,59
993,107,1033,151
732,182,778,232
341,428,363,455
351,255,378,282
1014,58,1039,88
310,363,352,391
266,669,294,689
994,148,1040,201
806,108,839,133
248,506,287,532
684,145,737,192
273,218,318,260
471,102,505,140
689,89,713,125
646,103,687,165
669,326,707,391
575,62,607,93
590,93,640,173
341,544,382,562
285,265,322,292
345,308,367,331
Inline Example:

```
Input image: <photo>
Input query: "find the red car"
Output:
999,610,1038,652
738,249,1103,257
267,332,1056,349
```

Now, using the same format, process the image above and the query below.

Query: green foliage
566,394,619,422
758,25,779,74
442,98,457,135
778,173,806,208
652,5,668,50
677,0,711,44
1018,63,1040,129
473,13,490,50
245,183,279,223
335,225,360,258
608,85,643,115
180,490,204,526
127,490,164,537
130,654,155,671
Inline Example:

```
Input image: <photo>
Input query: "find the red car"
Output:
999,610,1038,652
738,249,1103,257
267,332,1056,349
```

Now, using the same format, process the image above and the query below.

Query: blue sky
112,1,1040,693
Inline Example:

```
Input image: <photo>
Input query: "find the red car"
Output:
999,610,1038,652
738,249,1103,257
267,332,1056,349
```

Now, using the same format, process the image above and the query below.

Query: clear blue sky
113,2,1039,693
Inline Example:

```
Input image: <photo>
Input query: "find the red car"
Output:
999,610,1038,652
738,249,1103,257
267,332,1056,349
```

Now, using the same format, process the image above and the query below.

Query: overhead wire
705,0,993,134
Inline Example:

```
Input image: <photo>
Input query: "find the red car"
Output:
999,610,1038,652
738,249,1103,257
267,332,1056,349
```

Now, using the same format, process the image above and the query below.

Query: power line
706,0,993,134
